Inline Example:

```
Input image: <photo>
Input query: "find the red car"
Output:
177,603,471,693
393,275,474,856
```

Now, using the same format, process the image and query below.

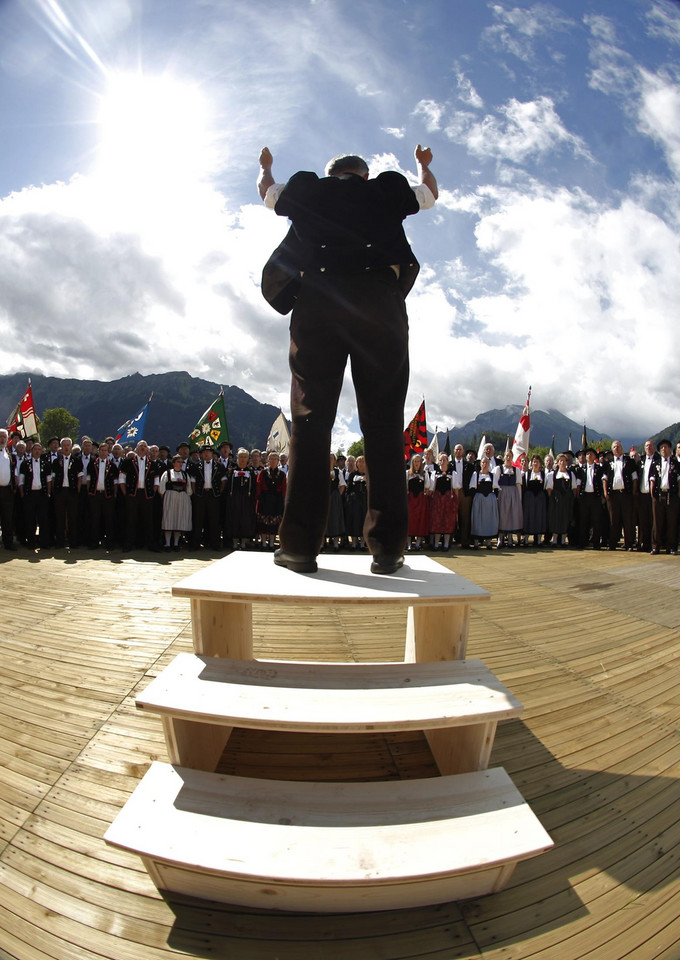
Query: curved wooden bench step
104,762,553,913
137,654,523,774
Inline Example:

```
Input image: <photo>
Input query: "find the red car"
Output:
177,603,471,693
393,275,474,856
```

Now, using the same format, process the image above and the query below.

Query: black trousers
607,490,634,548
54,487,79,547
0,485,14,547
280,268,409,557
652,494,679,551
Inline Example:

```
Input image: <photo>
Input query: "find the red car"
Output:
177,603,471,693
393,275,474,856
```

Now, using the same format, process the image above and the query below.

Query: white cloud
646,1,680,45
382,126,406,139
445,96,590,165
637,68,680,178
455,68,484,109
413,99,446,132
484,2,574,61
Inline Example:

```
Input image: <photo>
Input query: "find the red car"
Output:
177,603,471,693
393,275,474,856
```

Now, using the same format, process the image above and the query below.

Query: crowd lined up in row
0,430,678,557
402,440,680,555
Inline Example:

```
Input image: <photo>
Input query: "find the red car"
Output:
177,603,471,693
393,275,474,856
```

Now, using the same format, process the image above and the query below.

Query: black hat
199,444,213,453
177,442,190,451
658,438,672,449
47,436,59,444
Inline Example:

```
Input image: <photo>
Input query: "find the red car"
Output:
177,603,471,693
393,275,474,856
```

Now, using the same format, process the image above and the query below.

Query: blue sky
1,0,680,447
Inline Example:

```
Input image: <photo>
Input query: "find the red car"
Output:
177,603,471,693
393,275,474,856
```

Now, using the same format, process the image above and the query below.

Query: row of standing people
399,439,680,554
0,430,289,554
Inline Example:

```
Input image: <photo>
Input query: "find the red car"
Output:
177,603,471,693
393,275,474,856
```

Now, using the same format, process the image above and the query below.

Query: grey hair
325,154,369,177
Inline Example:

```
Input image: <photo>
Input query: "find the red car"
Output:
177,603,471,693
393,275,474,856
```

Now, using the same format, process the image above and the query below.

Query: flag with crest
404,400,427,461
7,379,39,439
115,394,153,445
188,390,229,451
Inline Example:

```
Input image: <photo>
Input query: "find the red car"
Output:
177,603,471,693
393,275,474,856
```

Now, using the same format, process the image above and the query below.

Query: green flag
188,390,229,451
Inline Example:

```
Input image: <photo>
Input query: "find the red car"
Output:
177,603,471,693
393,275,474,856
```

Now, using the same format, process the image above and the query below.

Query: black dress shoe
273,548,318,573
370,554,405,575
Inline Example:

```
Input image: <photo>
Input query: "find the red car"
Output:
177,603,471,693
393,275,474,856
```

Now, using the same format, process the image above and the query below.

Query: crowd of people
403,440,679,555
0,430,678,557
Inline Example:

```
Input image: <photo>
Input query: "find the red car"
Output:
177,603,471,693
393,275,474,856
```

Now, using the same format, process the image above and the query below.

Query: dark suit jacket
262,170,421,314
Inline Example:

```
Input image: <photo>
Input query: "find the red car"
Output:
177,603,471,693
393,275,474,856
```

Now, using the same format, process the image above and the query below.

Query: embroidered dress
497,467,523,533
256,467,286,533
230,469,257,538
160,470,192,532
548,470,574,535
429,470,458,534
471,474,499,538
522,470,547,535
407,473,429,537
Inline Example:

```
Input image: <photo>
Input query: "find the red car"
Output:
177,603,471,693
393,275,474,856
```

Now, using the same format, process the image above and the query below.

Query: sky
1,0,680,449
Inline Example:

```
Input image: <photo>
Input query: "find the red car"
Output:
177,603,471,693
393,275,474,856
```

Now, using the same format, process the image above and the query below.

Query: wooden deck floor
0,545,679,959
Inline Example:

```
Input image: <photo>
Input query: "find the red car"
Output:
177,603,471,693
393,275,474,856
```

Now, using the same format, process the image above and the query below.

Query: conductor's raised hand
414,144,433,167
259,146,273,169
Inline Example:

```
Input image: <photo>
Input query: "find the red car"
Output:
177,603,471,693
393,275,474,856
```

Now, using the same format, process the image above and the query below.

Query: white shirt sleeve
412,183,435,209
264,183,286,209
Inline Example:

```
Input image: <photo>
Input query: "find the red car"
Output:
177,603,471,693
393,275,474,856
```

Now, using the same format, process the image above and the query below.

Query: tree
347,438,365,457
39,408,80,445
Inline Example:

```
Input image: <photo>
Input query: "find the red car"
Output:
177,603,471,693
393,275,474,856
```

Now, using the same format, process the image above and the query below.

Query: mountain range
1,373,677,453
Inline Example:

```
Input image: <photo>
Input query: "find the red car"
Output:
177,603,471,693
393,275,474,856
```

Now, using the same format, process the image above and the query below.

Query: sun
95,71,215,190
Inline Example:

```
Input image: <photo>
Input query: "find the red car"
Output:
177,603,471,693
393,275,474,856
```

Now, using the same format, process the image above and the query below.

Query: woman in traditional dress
497,450,523,547
429,452,458,550
407,453,431,550
344,455,367,549
470,456,499,548
229,447,257,550
158,453,193,552
325,453,346,551
522,454,548,546
255,451,286,550
547,453,576,546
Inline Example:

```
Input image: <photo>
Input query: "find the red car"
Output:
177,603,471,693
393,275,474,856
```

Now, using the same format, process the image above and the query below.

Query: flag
476,434,487,462
549,434,555,460
188,390,229,451
511,387,531,466
6,379,39,439
404,400,427,460
581,423,588,452
504,434,511,455
568,433,573,452
115,393,153,445
444,431,451,457
267,411,291,455
427,425,439,460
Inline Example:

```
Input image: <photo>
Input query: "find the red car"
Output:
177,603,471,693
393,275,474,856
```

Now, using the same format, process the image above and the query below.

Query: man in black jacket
258,145,437,574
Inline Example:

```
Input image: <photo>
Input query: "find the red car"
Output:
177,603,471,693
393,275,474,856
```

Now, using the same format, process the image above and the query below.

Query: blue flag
115,394,153,445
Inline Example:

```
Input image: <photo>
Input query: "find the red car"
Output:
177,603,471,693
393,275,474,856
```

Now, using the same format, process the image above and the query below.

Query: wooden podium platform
171,553,490,661
105,554,552,912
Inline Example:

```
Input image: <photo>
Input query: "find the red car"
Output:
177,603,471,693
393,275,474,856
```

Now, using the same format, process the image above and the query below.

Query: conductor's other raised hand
415,144,433,167
259,146,273,169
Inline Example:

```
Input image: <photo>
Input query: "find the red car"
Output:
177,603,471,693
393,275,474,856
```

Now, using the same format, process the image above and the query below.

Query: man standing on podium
258,144,438,574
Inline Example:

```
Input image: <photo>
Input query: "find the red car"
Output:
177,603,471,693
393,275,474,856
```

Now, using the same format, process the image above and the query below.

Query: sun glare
95,72,215,190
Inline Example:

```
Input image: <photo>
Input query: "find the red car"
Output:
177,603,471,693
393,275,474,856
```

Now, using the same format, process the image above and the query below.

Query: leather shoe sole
274,548,318,573
370,554,405,575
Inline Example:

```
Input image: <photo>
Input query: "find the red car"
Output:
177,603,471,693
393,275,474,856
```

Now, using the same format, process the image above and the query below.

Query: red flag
6,379,39,440
511,387,531,466
404,400,427,461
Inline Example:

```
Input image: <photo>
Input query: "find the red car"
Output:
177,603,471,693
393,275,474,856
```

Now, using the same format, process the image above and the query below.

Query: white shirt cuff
413,183,435,210
264,183,285,209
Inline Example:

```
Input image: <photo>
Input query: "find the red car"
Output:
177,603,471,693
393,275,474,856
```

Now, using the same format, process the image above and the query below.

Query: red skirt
429,490,458,534
408,492,429,536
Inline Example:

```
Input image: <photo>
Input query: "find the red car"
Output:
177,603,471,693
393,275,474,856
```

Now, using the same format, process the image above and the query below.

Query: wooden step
137,654,523,774
104,761,554,913
171,553,490,660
